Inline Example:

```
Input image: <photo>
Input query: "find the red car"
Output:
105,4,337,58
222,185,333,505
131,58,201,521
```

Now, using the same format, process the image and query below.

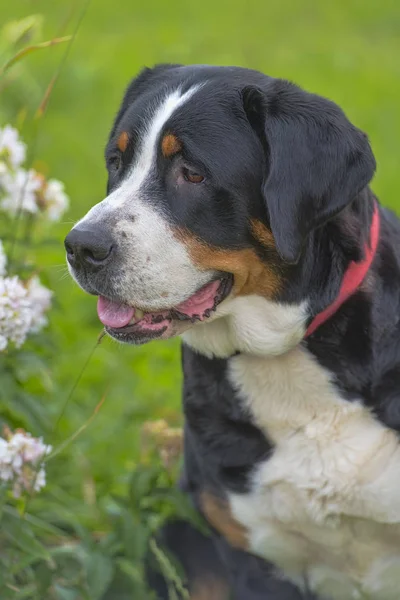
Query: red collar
305,202,380,338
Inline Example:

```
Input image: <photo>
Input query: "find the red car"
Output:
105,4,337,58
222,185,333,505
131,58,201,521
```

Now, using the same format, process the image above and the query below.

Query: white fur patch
77,86,201,224
183,295,308,357
227,348,400,599
109,210,212,310
113,87,199,208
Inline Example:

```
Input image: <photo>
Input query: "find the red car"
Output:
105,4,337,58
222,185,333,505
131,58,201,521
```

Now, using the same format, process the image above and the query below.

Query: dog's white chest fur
228,349,400,600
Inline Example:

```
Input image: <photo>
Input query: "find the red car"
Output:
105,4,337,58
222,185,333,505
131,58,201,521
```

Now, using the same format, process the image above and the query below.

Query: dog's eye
182,167,204,184
108,155,121,172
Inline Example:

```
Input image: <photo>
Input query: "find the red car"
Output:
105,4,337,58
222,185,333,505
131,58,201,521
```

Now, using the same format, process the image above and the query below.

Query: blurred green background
0,0,399,587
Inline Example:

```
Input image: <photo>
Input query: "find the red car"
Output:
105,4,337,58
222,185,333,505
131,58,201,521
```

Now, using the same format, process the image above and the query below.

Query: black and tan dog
65,64,400,599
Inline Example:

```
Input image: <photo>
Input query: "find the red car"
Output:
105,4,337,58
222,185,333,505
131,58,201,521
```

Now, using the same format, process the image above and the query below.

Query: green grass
0,0,399,596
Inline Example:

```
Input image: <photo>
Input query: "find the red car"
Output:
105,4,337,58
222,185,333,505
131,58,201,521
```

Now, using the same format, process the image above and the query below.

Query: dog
65,64,400,599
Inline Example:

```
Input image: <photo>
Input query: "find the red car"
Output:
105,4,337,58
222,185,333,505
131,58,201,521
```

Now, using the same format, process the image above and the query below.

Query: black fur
147,519,317,599
242,82,376,263
70,64,400,598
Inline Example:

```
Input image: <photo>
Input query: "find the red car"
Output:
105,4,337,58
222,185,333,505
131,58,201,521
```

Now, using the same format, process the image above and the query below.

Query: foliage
0,0,399,598
0,8,193,599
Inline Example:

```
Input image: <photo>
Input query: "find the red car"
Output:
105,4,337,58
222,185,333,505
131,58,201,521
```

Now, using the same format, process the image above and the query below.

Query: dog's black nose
65,226,114,269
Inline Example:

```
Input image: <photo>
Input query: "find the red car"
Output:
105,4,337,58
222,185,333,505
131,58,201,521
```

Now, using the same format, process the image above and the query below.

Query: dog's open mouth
96,275,233,344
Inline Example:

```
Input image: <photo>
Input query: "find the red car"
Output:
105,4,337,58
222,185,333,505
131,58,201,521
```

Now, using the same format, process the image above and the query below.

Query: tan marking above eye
200,491,249,550
175,228,282,299
161,133,182,158
117,131,129,153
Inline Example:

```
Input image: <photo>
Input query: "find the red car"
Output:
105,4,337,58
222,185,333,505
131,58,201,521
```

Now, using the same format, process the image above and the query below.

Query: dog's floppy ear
243,81,376,263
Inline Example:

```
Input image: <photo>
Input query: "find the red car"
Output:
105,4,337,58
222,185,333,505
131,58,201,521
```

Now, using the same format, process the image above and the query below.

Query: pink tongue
97,296,134,328
97,280,221,328
175,279,220,317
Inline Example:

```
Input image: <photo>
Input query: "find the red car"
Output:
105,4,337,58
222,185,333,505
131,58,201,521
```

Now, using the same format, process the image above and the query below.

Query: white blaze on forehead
69,82,215,312
77,85,201,225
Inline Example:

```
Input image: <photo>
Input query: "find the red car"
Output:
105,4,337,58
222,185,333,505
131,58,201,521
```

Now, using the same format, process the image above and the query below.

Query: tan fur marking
117,131,129,153
201,491,249,550
191,577,231,600
161,133,182,157
176,229,282,298
251,219,275,249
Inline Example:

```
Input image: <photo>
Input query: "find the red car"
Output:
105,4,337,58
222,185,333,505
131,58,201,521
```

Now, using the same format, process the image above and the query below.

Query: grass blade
0,37,72,76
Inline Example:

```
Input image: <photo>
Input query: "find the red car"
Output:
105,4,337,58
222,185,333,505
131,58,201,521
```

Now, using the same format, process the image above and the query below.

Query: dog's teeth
128,309,145,325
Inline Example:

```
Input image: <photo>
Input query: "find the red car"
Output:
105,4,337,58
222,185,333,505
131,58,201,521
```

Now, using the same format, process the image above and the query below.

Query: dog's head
65,64,375,352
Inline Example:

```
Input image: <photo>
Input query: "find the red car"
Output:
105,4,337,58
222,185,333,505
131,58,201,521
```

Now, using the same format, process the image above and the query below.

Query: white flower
0,125,26,169
0,275,33,349
0,437,9,459
7,432,51,463
26,275,52,333
42,179,69,221
0,273,52,350
33,466,47,492
0,430,52,497
0,168,42,215
0,438,13,481
0,161,8,178
0,240,7,276
0,127,69,222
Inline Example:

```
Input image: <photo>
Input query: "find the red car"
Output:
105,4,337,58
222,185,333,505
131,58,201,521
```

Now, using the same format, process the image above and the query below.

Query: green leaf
118,508,149,562
54,586,80,600
13,351,53,392
128,465,161,509
2,512,50,561
84,551,114,600
149,539,189,600
114,559,146,591
10,551,47,575
145,488,208,535
0,36,72,76
2,506,65,539
105,560,155,600
0,15,43,48
6,584,38,600
33,561,54,597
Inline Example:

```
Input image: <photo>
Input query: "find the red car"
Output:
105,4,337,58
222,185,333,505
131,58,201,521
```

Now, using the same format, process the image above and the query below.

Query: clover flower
0,273,52,351
0,429,52,498
41,178,69,221
0,125,26,169
0,275,33,351
26,275,53,333
0,168,42,215
0,124,58,350
0,169,69,221
0,124,69,222
141,419,183,470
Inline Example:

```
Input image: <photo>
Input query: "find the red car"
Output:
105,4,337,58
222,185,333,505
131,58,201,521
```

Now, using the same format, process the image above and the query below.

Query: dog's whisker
59,273,71,282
